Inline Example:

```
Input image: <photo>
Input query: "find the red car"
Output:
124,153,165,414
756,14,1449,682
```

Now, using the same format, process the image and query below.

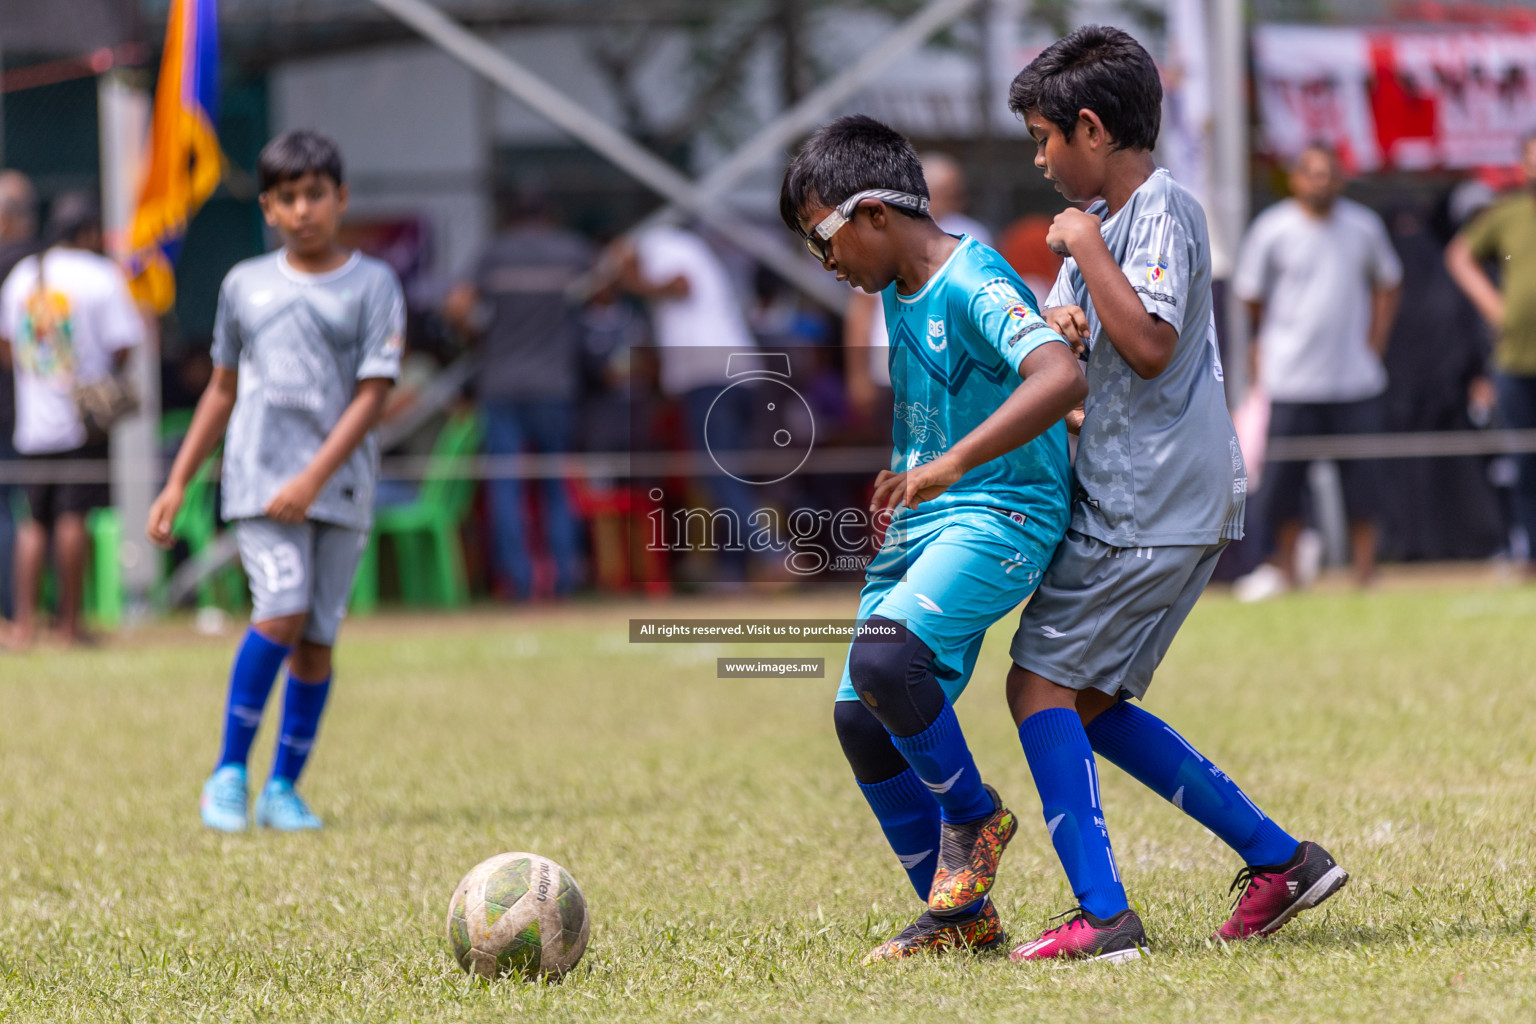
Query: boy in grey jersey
148,131,402,833
998,28,1346,965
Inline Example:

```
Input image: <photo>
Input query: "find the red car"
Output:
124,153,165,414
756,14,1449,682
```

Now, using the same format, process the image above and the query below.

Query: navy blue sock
1019,708,1128,919
216,628,290,768
271,673,331,784
1086,701,1299,867
858,769,942,901
888,703,994,824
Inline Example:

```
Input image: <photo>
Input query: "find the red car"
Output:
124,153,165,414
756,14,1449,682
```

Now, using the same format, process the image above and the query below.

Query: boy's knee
289,640,332,682
833,700,910,785
254,613,307,649
846,616,944,736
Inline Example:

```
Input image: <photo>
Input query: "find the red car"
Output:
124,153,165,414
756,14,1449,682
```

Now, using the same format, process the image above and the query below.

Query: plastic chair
352,412,483,610
83,507,123,627
168,452,246,612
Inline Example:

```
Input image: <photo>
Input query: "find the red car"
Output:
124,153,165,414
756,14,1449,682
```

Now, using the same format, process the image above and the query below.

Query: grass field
2,579,1534,1022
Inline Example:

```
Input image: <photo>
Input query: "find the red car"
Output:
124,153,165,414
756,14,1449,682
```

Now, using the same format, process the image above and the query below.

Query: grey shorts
1010,530,1227,699
235,518,369,646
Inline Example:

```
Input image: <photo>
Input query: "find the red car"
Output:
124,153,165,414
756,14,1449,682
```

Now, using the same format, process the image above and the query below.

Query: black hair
779,114,929,232
1007,25,1161,152
257,130,345,193
47,191,101,245
1296,140,1340,167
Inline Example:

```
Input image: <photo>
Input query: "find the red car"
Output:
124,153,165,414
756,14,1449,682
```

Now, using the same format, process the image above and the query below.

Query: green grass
2,583,1534,1022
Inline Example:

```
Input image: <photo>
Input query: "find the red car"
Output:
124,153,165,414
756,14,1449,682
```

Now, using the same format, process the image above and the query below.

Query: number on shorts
255,541,305,593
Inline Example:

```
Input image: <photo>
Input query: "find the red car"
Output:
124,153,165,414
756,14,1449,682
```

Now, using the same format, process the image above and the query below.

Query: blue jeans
681,384,760,577
1496,373,1536,553
482,398,583,598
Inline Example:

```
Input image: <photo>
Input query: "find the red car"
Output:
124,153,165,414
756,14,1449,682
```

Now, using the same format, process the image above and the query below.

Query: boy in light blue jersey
781,115,1087,961
148,131,403,833
1000,28,1347,964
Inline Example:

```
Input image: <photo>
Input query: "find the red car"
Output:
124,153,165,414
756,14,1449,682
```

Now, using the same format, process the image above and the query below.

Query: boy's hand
869,455,963,514
1045,208,1104,259
1044,305,1090,356
265,472,321,524
146,486,185,549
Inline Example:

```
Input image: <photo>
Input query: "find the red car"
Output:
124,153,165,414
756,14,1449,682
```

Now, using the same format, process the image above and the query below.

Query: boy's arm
1049,208,1178,379
264,378,393,524
872,342,1086,512
147,367,238,547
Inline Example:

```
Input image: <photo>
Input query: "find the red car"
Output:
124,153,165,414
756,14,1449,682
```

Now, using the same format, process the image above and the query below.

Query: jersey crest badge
1146,255,1169,285
926,316,947,352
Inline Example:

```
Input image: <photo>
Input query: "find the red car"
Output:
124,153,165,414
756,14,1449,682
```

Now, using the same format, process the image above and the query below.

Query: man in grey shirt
446,194,593,599
1234,143,1403,590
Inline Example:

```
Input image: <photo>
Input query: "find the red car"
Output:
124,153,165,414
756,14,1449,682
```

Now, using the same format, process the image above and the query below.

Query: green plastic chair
83,507,123,627
167,451,246,612
352,412,483,610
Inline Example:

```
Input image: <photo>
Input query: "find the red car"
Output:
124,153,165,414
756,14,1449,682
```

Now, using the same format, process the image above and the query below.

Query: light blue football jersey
881,235,1071,546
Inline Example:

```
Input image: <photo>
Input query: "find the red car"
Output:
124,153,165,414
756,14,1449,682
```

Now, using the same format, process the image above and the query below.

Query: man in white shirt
843,153,993,424
1234,144,1402,589
617,224,760,579
0,171,41,624
0,193,144,646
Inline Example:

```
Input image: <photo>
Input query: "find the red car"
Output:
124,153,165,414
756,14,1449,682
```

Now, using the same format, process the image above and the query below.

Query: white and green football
445,851,590,981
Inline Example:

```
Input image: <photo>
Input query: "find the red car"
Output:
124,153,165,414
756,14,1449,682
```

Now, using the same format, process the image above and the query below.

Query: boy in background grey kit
148,130,403,832
1000,27,1346,964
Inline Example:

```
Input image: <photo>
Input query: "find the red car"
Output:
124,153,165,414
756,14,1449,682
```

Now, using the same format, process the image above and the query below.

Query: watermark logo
628,345,915,584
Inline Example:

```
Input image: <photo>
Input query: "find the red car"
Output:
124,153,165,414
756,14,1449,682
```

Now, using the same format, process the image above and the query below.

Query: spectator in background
1234,143,1402,593
614,223,760,580
445,192,593,599
996,212,1063,301
0,193,144,647
1376,201,1503,561
1446,136,1536,578
842,152,991,426
0,171,41,622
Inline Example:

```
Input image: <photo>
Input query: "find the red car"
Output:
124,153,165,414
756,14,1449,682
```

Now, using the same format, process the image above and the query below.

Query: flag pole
99,68,159,619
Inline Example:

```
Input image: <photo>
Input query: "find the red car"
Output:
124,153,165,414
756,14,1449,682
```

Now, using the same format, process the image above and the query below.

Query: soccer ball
445,851,590,981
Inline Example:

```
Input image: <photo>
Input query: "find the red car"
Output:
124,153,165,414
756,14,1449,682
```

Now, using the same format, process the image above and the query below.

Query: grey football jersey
211,250,404,532
1046,169,1245,546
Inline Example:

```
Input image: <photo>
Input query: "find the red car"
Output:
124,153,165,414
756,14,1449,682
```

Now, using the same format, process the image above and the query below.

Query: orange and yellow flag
126,0,221,313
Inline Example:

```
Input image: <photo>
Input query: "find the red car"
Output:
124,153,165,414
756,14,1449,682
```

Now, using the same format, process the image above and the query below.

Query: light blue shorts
836,507,1057,705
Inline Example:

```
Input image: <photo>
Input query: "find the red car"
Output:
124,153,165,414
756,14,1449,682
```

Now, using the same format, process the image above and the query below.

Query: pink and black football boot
1216,840,1348,941
1009,907,1147,964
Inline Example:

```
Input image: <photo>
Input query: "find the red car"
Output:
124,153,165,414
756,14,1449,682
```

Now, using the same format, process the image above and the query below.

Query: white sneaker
1234,564,1289,603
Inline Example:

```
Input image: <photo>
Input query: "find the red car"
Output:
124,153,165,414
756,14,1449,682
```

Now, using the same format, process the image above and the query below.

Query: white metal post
1210,0,1250,405
99,69,159,618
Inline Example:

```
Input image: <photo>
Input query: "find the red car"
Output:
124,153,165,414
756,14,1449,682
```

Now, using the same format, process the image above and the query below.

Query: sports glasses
801,189,930,262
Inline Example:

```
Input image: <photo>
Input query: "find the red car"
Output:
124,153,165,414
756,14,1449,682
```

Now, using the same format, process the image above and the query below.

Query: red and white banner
1254,24,1536,172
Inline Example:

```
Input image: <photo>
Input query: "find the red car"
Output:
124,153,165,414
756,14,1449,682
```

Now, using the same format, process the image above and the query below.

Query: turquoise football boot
200,764,250,832
254,778,324,831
